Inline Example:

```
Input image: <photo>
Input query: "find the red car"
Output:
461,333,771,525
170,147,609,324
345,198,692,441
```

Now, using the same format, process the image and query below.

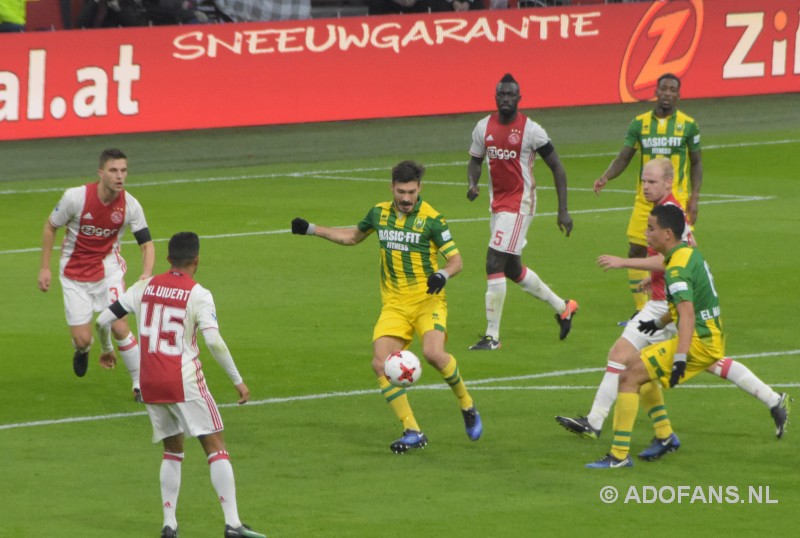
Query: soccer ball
384,350,422,387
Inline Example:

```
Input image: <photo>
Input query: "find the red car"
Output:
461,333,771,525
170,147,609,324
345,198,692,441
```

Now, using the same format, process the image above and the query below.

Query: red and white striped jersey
120,271,219,404
649,193,696,301
470,112,550,215
49,182,148,282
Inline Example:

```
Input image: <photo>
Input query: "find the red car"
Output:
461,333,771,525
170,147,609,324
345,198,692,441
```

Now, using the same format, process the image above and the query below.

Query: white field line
1,138,796,196
2,350,797,432
0,196,775,256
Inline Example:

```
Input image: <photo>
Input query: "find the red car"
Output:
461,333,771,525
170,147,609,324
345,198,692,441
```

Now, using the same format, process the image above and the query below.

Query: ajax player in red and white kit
95,232,266,538
38,148,154,397
466,73,578,350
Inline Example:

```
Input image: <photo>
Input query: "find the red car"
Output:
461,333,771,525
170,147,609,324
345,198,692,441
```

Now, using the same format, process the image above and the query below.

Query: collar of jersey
651,108,678,121
664,242,689,263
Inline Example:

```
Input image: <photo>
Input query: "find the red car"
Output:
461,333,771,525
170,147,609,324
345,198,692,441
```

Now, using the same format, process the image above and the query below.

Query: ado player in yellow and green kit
587,204,791,469
291,160,482,454
593,73,702,313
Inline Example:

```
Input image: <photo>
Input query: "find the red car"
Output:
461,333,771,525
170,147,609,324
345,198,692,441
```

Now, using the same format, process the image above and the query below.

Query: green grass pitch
1,93,799,537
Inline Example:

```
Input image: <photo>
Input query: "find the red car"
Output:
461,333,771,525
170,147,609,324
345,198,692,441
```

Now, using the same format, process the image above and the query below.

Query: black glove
426,271,448,295
292,217,311,235
669,353,687,387
638,319,663,335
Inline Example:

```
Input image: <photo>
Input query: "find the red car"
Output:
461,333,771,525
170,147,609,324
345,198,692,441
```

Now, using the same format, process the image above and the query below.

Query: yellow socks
378,376,420,431
611,392,639,460
440,355,473,410
640,380,674,439
628,268,649,311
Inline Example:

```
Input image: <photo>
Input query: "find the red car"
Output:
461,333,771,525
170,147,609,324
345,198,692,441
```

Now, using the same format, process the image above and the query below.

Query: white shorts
146,398,224,443
488,212,532,255
60,271,126,326
621,300,678,350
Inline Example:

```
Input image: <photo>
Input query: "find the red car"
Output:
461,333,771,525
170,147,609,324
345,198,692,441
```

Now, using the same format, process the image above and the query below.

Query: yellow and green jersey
357,198,458,303
624,109,701,205
664,244,723,340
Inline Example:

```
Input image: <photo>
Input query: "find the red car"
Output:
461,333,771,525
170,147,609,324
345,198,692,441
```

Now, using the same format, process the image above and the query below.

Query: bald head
641,158,675,203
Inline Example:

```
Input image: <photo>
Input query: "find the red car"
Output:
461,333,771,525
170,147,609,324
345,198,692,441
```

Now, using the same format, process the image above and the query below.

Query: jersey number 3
139,302,187,356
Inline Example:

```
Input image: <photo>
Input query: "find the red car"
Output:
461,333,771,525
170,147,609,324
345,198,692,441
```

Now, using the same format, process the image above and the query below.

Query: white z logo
724,13,765,78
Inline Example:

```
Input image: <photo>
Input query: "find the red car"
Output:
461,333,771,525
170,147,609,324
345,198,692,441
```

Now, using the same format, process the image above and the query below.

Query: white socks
115,332,141,389
208,451,242,529
709,358,781,408
516,267,566,313
484,275,506,339
484,267,567,340
160,453,184,529
587,361,625,430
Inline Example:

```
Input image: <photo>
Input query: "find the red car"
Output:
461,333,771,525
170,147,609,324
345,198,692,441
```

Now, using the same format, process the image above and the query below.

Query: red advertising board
1,0,798,141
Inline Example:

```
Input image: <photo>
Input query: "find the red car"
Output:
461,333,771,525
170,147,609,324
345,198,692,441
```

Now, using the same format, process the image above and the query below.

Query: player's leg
588,338,635,432
586,356,651,468
556,337,633,439
707,357,781,408
161,434,184,536
173,398,266,538
100,273,142,396
498,216,578,340
635,336,723,462
373,334,420,431
147,404,185,536
372,309,426,452
61,276,95,376
557,302,672,438
198,432,266,538
636,380,681,461
509,257,579,341
626,201,652,313
109,317,141,395
67,323,93,376
470,245,507,350
199,433,242,529
472,212,529,350
500,214,572,313
707,358,789,438
419,302,482,441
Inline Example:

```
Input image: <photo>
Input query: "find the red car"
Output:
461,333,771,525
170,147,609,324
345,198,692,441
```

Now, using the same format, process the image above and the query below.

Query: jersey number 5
492,230,504,246
139,302,187,356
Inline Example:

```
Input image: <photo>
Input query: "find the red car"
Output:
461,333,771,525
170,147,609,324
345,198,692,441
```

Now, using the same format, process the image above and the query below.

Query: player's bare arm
292,217,368,246
466,156,483,201
99,351,117,369
541,149,573,237
687,149,703,225
597,253,664,272
675,300,695,357
441,252,463,280
594,145,637,195
38,220,58,292
139,241,155,280
234,382,250,405
314,226,368,246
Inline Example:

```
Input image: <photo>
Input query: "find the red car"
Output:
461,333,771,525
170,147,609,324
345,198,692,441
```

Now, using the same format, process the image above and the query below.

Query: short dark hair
392,160,425,184
499,73,518,85
657,73,681,89
99,148,126,168
651,204,685,238
168,232,200,266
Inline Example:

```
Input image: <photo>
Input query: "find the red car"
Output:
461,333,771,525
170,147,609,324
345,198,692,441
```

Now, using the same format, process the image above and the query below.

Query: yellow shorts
640,332,726,389
626,193,690,246
372,296,448,343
